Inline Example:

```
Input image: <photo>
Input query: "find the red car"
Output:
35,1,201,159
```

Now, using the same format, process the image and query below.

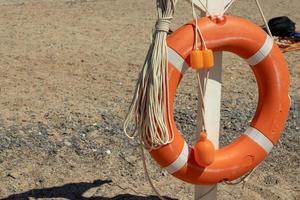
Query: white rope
197,71,210,131
123,1,179,199
191,0,209,132
222,0,236,16
191,1,208,50
123,0,178,150
124,1,179,198
192,2,199,49
140,140,166,200
189,0,212,16
254,0,273,37
224,166,258,187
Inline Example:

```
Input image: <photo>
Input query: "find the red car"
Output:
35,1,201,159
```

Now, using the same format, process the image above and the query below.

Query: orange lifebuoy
149,16,290,185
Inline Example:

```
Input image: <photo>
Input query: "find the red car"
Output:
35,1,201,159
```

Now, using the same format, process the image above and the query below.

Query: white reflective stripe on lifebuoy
163,141,189,174
244,127,274,153
246,35,273,66
168,46,189,74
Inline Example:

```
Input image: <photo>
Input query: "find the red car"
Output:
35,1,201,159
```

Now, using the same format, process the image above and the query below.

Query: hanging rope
196,72,210,132
140,141,165,200
254,0,273,37
224,166,258,187
191,0,210,133
189,0,212,16
123,0,178,150
191,1,207,50
222,0,236,16
123,1,179,199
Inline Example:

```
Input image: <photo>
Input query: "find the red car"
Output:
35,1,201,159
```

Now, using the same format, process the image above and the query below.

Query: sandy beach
0,0,299,199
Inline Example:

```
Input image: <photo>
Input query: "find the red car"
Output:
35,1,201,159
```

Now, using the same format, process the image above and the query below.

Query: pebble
64,140,72,147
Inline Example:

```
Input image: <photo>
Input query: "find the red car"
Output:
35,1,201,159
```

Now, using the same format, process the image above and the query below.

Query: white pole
193,0,232,199
195,53,222,200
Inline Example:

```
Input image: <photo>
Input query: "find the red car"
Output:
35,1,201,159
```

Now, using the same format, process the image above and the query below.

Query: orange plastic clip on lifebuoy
149,16,290,184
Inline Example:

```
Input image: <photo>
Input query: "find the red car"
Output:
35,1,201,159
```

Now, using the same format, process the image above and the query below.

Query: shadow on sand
1,179,176,200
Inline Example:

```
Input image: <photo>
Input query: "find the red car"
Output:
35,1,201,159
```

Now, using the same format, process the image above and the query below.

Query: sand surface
0,0,299,199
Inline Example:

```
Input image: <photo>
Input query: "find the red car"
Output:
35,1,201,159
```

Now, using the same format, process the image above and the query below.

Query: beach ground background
0,0,299,199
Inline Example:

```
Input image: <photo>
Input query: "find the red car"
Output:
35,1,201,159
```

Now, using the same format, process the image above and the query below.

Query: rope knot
155,17,173,32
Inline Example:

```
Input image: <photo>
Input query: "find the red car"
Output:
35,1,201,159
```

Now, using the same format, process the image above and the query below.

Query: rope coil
123,0,178,150
156,17,173,32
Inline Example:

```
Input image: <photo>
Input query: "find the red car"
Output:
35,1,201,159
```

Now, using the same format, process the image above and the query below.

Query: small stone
64,141,72,147
105,150,111,155
38,178,44,183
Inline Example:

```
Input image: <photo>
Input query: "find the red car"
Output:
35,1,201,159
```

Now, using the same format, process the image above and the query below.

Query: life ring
149,16,290,185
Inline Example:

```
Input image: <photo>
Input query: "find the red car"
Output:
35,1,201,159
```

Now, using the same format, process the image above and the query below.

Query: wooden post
192,1,233,199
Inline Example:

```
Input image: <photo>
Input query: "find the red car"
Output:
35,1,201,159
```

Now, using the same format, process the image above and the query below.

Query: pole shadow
1,179,176,200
